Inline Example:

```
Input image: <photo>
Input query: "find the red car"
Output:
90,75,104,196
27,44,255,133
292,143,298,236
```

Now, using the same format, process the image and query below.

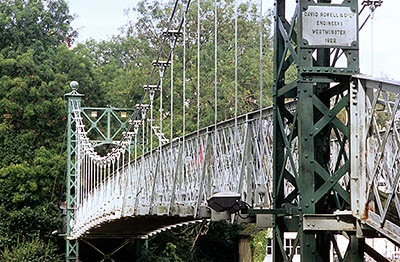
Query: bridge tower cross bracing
273,0,361,261
65,82,84,262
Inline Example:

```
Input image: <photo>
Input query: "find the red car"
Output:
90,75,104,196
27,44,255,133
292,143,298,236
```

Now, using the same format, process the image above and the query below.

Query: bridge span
65,74,400,260
64,0,400,261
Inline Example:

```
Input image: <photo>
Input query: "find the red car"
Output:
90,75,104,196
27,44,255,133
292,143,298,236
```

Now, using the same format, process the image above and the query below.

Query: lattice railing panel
351,75,400,245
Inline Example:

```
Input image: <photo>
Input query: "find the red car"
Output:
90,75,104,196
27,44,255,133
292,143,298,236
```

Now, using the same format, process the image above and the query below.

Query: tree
0,236,63,262
0,0,97,254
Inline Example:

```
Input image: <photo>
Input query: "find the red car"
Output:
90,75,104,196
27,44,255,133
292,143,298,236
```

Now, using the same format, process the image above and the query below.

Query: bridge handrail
351,74,400,246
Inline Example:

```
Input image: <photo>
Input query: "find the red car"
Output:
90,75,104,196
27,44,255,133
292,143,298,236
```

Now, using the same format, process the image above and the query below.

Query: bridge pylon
272,0,361,261
65,81,84,261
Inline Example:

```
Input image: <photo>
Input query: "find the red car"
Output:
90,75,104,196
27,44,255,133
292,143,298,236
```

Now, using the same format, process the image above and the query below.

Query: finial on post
70,81,79,91
65,81,84,98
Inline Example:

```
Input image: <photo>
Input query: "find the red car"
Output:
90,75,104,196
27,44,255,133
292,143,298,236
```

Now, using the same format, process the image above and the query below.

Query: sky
68,0,400,81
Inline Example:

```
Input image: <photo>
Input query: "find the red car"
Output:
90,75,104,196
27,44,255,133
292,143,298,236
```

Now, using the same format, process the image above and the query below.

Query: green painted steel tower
65,81,83,261
272,0,361,261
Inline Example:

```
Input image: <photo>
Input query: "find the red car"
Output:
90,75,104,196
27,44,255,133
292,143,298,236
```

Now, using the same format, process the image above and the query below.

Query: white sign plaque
302,5,357,47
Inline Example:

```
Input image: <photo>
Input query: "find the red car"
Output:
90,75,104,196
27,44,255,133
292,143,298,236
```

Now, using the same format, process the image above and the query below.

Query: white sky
68,0,400,80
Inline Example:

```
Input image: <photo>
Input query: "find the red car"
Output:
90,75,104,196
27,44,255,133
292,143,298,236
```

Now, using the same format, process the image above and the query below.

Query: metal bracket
303,213,356,232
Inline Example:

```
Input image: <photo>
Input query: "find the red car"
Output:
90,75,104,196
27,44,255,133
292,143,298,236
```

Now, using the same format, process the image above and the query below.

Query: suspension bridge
64,0,400,261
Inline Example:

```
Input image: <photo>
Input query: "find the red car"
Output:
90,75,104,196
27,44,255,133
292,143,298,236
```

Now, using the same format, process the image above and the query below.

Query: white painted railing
351,75,400,245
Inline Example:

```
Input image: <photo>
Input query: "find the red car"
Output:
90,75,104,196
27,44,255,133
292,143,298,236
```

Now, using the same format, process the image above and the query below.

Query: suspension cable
214,0,218,176
259,0,263,124
159,65,164,180
170,40,174,178
234,0,238,132
183,0,187,172
234,0,238,178
150,91,154,171
197,0,201,172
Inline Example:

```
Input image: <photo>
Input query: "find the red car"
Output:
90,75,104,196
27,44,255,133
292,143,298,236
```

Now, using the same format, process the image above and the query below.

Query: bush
0,237,62,262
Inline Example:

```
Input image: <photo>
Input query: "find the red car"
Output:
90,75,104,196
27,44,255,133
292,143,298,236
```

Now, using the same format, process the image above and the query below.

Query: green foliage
250,229,271,262
193,221,243,262
0,236,63,262
139,221,243,262
0,0,82,256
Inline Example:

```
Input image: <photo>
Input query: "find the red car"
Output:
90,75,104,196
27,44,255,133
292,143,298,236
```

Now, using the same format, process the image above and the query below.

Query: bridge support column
273,0,362,261
65,82,84,262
